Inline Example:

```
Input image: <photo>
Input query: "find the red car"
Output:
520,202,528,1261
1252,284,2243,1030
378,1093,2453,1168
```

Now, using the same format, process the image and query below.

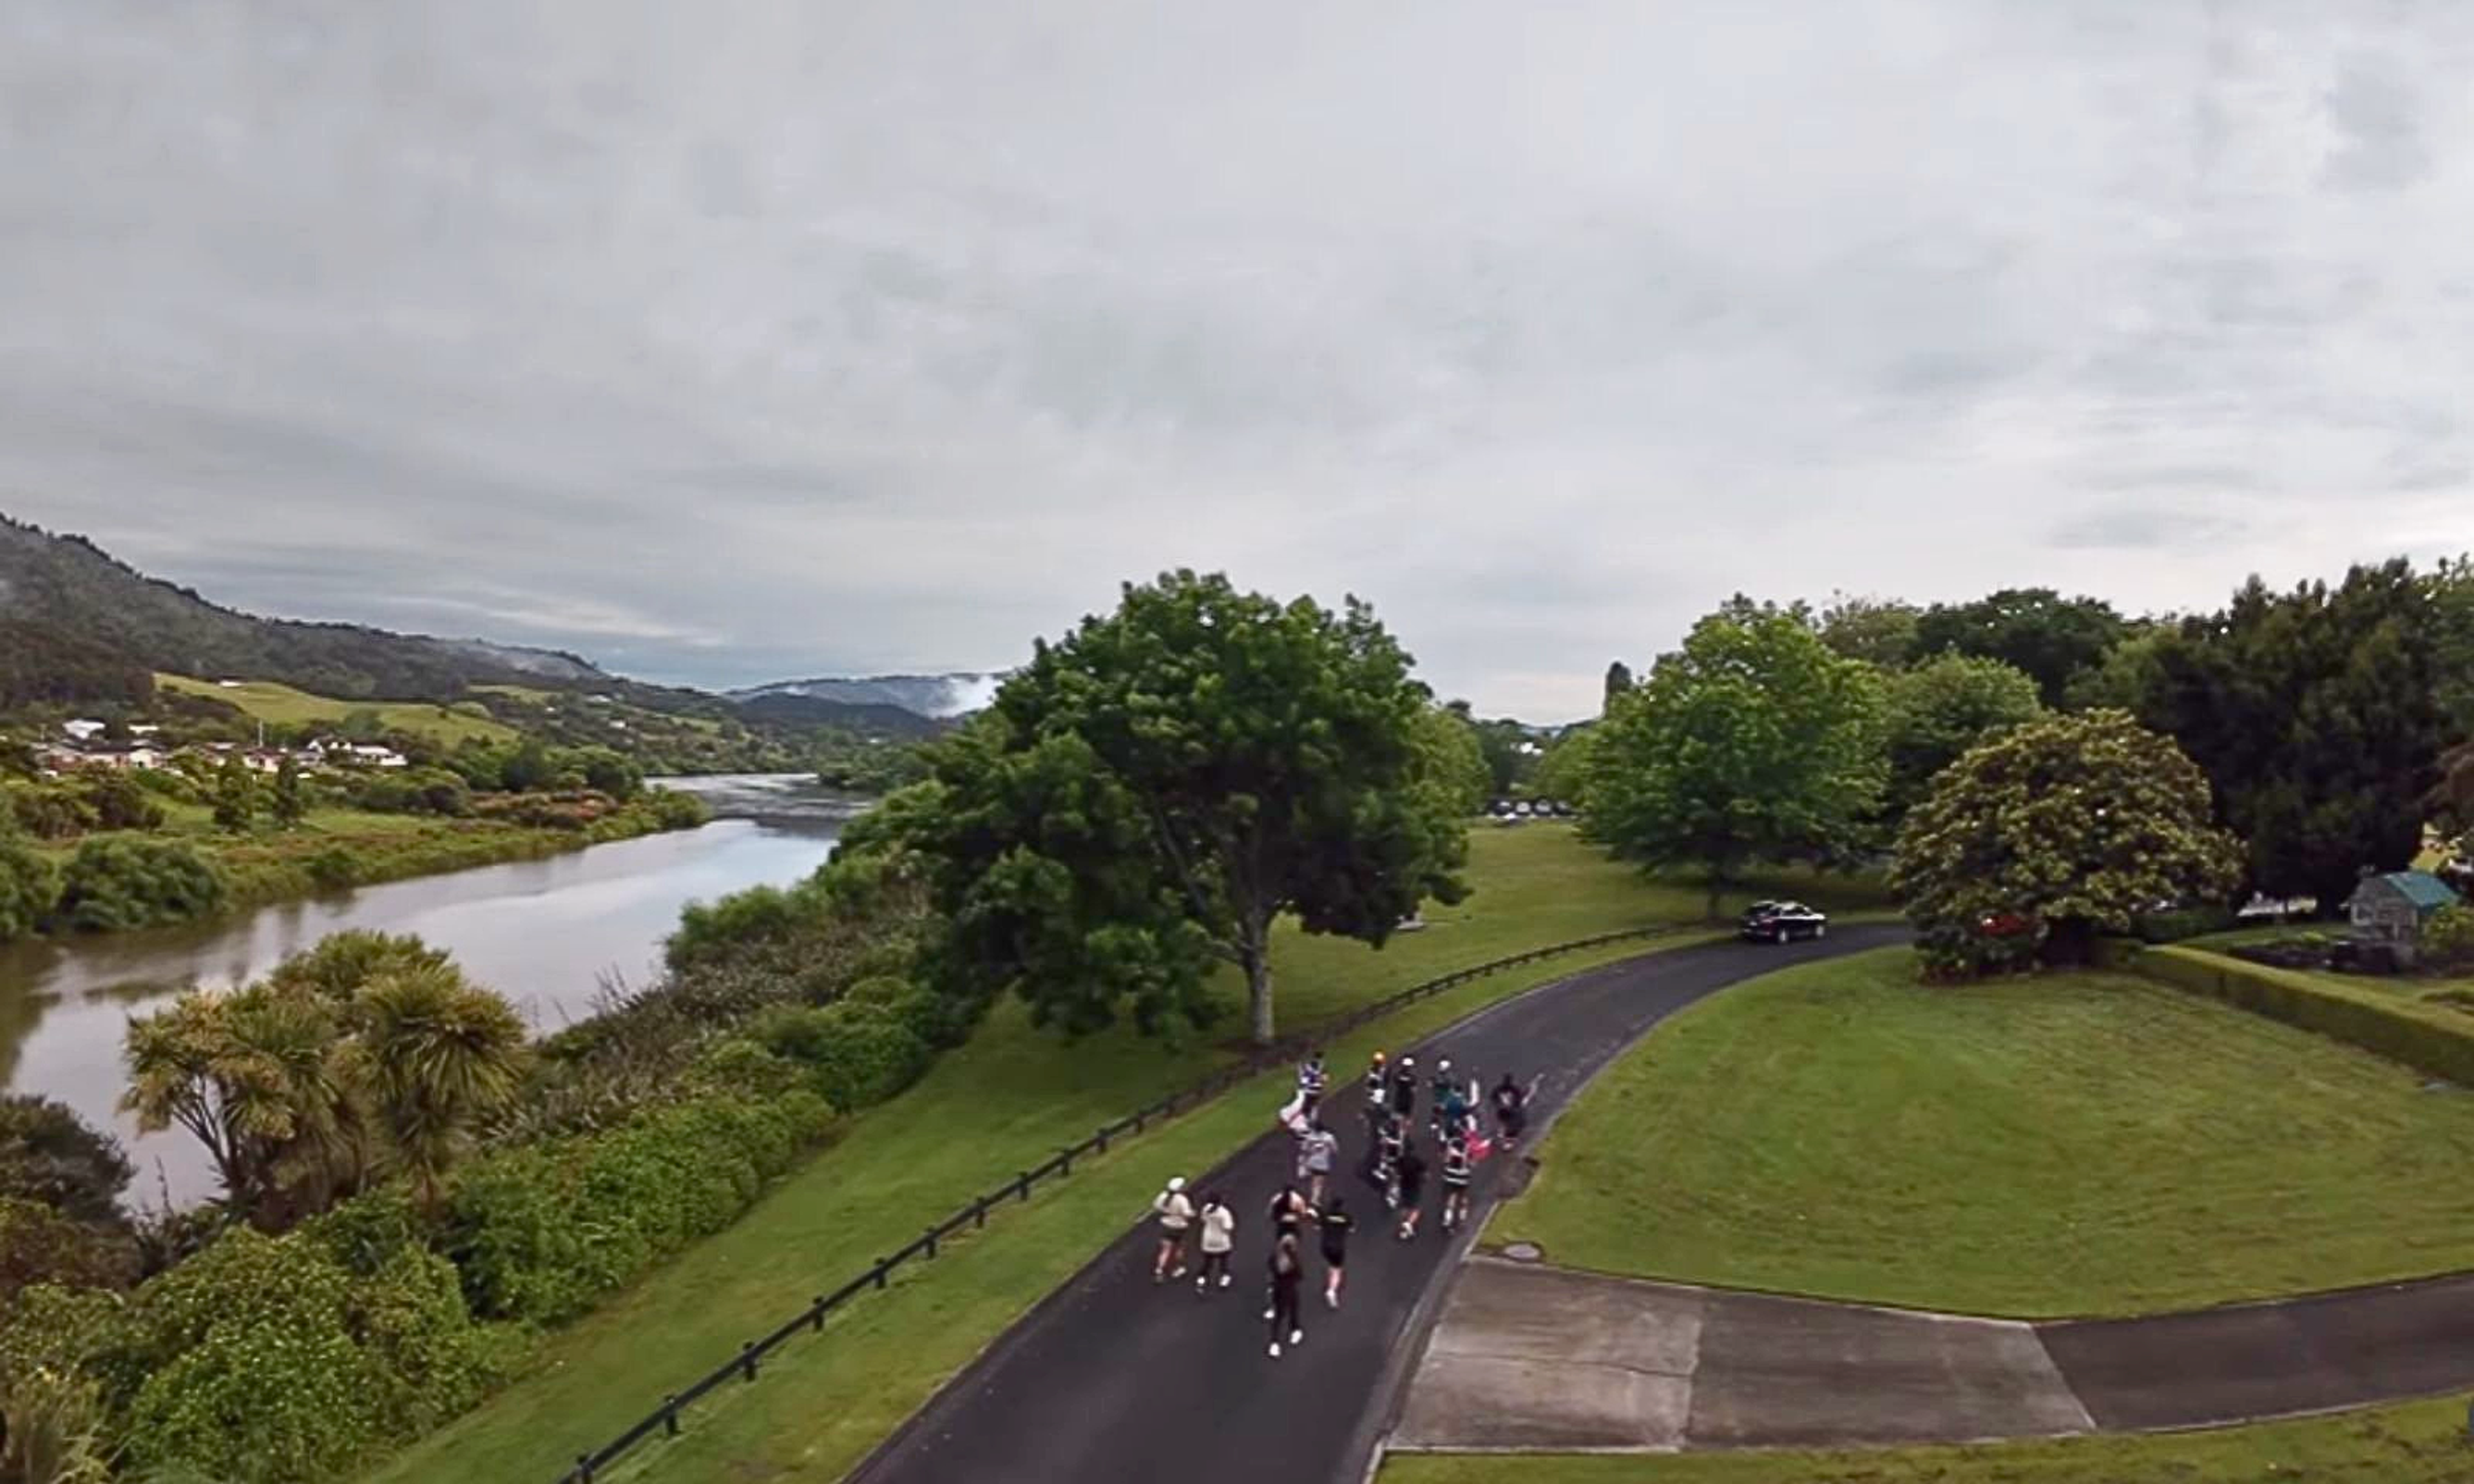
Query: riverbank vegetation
0,738,711,947
1489,946,2474,1317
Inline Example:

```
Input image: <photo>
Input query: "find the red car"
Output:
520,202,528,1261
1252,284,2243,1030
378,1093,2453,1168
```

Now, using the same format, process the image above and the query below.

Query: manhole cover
1502,1242,1544,1263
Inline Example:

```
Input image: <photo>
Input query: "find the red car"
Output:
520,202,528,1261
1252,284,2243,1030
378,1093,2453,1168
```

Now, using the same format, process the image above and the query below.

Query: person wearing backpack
1152,1176,1194,1282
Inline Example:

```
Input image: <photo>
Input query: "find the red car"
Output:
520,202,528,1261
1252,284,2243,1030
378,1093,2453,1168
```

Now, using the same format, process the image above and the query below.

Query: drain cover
1502,1242,1544,1263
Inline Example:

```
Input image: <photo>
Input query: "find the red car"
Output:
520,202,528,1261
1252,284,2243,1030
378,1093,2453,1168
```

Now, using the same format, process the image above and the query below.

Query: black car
1740,900,1828,943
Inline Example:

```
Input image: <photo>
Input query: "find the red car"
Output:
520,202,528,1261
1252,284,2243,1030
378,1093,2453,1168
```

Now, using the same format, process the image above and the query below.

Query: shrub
0,1096,133,1226
50,837,224,934
6,783,91,841
0,835,59,944
0,1199,139,1298
0,1355,113,1484
753,1002,931,1110
445,1090,834,1325
80,772,164,832
2134,945,2474,1086
114,1230,387,1483
2424,904,2474,969
305,847,360,890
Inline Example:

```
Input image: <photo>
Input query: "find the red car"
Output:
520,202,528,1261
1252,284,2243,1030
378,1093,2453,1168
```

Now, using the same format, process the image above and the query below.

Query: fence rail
554,925,1674,1482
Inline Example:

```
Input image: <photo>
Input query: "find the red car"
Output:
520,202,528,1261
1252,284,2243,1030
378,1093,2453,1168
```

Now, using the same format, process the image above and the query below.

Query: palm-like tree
352,962,530,1208
122,983,367,1220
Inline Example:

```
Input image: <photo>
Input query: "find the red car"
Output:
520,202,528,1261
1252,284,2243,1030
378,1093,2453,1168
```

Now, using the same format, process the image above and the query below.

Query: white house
62,719,105,743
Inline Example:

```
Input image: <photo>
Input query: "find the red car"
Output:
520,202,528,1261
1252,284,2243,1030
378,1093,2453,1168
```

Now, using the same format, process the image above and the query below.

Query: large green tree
0,824,54,944
894,570,1469,1044
1913,587,2125,706
1881,653,2044,819
1892,709,2242,976
1585,601,1888,914
1817,592,1922,669
2130,560,2455,907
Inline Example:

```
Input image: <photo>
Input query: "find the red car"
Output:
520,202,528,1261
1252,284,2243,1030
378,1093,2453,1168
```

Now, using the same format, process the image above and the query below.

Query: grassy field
1383,1396,2474,1484
156,672,517,745
363,828,1883,1484
1489,945,2474,1318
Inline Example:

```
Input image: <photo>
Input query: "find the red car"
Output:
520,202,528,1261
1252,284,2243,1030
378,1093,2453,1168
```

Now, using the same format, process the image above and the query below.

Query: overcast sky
5,2,2471,719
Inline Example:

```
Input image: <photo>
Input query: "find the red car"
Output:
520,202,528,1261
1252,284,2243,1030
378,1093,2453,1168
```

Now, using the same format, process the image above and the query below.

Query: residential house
61,719,105,743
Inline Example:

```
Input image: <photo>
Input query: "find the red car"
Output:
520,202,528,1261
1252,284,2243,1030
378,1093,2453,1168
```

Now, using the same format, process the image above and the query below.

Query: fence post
1058,1145,1074,1176
811,1297,827,1332
874,1257,893,1289
924,1226,940,1259
1095,1125,1110,1154
973,1195,989,1230
1133,1110,1146,1134
663,1396,682,1438
1017,1170,1032,1201
575,1456,594,1483
740,1341,759,1382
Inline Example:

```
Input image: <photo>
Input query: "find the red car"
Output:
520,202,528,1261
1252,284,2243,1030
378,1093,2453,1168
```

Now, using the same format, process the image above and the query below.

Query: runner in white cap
1152,1175,1194,1282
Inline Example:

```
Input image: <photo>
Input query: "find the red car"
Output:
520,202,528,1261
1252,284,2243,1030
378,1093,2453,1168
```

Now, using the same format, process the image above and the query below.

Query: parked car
1740,900,1828,943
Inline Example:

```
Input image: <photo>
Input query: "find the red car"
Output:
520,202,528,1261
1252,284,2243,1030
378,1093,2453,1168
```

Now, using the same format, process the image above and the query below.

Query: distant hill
0,513,610,707
731,673,1002,721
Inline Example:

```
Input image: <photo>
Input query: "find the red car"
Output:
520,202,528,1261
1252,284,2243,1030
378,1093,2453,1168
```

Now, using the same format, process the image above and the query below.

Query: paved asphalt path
849,924,1908,1484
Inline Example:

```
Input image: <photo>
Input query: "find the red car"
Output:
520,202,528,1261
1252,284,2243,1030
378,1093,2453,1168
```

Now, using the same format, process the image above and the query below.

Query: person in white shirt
1153,1176,1194,1282
1194,1191,1238,1291
1297,1120,1341,1207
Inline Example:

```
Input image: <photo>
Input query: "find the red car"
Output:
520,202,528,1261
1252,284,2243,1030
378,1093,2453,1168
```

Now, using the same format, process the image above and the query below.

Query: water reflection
0,774,852,1204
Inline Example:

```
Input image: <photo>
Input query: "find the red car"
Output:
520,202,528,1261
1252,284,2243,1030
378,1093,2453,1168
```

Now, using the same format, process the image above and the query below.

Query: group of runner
1149,1045,1537,1360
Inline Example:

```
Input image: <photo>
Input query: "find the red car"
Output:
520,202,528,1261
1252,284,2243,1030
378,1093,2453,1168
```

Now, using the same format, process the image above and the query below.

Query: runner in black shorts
1318,1197,1356,1309
1394,1138,1428,1240
1266,1232,1305,1359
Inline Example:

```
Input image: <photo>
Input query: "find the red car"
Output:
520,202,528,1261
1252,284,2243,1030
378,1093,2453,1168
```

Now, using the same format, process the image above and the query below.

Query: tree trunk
1245,948,1274,1046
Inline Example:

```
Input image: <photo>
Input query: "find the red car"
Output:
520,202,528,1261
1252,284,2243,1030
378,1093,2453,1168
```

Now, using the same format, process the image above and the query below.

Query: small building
2346,870,2462,962
61,719,105,743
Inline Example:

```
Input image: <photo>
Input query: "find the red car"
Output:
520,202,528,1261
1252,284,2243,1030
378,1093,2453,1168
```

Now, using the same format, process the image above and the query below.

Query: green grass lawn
1383,1396,2474,1484
363,829,1881,1484
1490,945,2474,1318
156,672,517,745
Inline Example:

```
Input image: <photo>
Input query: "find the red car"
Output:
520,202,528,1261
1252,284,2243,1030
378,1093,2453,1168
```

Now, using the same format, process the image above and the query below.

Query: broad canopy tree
1881,653,2044,821
1584,600,1887,915
2129,560,2455,908
895,571,1470,1045
1912,587,2125,706
1891,709,2242,976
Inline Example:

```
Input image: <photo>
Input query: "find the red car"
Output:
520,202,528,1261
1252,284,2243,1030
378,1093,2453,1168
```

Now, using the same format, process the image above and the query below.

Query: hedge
2129,944,2474,1085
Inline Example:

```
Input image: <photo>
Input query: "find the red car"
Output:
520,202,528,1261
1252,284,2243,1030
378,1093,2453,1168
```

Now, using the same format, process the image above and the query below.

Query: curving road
849,925,1910,1484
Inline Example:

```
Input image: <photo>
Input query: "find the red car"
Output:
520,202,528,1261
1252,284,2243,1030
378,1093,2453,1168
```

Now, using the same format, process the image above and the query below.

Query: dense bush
6,782,91,841
2425,904,2474,969
80,772,164,832
753,1002,932,1110
2129,906,2238,944
2135,945,2474,1086
50,837,225,933
0,1096,133,1226
0,1197,140,1298
445,1089,833,1324
0,832,56,943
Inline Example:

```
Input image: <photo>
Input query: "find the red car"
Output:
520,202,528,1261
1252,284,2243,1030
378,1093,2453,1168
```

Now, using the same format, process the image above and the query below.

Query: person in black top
1266,1232,1305,1359
1390,1056,1419,1120
1493,1072,1531,1148
1267,1183,1310,1239
1394,1138,1428,1240
1318,1197,1356,1309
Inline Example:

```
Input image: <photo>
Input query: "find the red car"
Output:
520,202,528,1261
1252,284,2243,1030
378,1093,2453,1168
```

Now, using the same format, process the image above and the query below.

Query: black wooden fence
554,925,1675,1482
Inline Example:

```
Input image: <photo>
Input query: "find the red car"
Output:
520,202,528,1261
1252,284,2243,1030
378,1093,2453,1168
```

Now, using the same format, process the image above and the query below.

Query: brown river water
0,774,853,1206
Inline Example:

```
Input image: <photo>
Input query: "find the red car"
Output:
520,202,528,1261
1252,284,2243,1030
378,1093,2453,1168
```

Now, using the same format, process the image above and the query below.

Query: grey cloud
4,0,2474,717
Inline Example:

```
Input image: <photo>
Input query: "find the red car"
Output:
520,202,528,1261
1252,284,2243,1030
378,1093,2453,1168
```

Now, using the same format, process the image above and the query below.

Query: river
0,774,856,1206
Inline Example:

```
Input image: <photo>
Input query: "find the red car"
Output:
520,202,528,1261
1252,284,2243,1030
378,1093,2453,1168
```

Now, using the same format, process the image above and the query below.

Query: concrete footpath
1395,1258,2474,1453
847,926,1910,1484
